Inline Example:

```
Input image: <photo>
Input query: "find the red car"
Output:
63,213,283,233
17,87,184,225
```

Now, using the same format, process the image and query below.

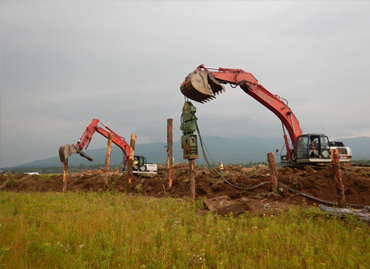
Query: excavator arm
180,65,303,158
59,119,130,165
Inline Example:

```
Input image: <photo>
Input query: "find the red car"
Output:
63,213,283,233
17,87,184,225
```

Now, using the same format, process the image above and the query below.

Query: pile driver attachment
180,69,225,103
58,144,94,163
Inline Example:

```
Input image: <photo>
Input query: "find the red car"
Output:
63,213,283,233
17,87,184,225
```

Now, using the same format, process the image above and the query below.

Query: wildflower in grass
44,243,51,246
189,253,205,264
79,245,84,248
66,244,72,252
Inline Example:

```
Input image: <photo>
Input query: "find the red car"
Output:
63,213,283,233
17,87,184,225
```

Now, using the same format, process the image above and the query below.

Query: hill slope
8,136,370,168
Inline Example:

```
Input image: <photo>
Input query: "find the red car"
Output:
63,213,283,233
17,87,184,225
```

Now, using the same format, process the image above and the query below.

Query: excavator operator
309,140,318,157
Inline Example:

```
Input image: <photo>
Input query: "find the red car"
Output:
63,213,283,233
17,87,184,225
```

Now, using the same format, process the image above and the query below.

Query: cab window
296,136,308,159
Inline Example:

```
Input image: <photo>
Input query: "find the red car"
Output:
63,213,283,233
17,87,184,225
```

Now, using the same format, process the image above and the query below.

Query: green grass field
1,191,369,268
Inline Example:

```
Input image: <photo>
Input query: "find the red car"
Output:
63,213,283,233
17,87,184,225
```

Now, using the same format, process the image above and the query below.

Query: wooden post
167,119,173,189
128,134,137,184
62,159,68,193
331,149,346,208
104,132,112,189
267,152,278,193
189,159,195,203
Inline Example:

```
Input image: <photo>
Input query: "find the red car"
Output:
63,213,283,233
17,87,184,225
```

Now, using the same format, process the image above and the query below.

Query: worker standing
219,162,224,174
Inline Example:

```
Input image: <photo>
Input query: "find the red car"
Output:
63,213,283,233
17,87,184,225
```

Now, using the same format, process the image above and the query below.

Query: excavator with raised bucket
58,119,157,174
180,65,352,164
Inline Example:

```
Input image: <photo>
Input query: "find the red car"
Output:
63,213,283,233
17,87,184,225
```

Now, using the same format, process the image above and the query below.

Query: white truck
329,141,352,162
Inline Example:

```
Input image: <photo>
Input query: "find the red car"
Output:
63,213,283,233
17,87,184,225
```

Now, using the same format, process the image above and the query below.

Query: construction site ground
1,164,370,215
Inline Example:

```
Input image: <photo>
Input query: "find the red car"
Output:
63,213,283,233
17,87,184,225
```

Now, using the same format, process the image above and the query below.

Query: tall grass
1,191,369,268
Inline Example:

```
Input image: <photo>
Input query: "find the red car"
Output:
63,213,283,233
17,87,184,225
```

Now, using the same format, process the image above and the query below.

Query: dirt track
1,164,370,214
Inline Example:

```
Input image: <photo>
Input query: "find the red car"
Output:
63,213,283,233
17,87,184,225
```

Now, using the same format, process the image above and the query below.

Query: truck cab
329,141,352,163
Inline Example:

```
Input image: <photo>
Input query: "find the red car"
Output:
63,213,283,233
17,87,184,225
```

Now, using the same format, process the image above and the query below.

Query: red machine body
59,119,158,173
180,65,352,163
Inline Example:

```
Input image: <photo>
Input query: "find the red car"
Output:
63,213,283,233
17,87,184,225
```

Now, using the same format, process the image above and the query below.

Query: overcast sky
1,1,370,168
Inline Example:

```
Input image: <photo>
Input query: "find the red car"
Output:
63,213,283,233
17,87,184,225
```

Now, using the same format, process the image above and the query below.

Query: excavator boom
59,119,129,165
181,65,302,153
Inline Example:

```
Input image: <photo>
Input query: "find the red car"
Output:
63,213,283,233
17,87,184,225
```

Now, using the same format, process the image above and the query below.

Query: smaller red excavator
59,119,157,174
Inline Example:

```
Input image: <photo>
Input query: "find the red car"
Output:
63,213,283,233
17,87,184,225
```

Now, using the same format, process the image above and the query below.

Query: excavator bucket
58,144,94,163
180,70,225,103
59,144,77,163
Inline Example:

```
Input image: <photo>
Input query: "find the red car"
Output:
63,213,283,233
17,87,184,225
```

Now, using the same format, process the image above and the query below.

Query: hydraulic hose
195,118,269,190
194,118,368,208
278,182,367,208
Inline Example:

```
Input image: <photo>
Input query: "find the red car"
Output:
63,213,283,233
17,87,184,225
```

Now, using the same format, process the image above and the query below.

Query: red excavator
59,119,157,174
180,65,352,164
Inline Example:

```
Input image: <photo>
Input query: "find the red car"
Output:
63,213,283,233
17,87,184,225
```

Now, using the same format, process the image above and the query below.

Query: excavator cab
133,156,145,172
119,156,143,172
294,134,331,163
119,156,157,174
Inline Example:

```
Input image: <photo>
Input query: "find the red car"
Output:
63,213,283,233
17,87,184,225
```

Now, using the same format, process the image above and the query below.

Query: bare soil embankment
1,164,370,215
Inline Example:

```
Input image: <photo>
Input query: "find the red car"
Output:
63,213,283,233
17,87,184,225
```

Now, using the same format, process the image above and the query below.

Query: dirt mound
1,164,370,214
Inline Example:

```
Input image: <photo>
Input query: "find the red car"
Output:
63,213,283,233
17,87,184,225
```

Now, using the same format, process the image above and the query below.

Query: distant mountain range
8,136,370,168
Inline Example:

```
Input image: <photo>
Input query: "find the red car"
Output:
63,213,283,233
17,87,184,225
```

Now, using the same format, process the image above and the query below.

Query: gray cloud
1,1,370,167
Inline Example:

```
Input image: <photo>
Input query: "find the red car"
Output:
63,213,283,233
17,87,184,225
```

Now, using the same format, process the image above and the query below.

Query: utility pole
267,152,278,193
128,134,137,184
104,132,112,189
167,119,173,189
62,159,68,193
331,149,346,207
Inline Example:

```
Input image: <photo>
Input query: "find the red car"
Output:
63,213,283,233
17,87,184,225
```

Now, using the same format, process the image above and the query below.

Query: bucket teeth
78,151,94,162
180,70,225,103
